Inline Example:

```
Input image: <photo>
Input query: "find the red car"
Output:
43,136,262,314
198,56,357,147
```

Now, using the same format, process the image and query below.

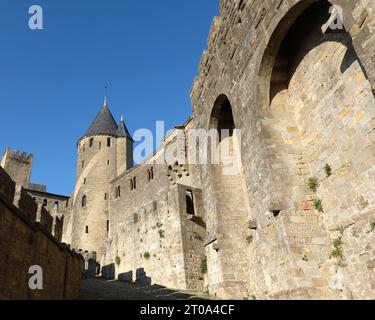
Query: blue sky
0,0,219,195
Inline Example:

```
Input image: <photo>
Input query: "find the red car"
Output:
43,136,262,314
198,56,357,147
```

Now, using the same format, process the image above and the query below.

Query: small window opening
271,210,281,218
147,167,154,181
82,195,87,208
130,177,136,190
116,186,121,198
185,190,195,215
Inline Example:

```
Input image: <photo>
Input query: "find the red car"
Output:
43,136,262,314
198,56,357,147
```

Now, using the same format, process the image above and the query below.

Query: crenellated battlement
2,147,33,163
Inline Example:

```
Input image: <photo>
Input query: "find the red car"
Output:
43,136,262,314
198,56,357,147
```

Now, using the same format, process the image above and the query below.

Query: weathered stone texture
188,0,375,299
3,0,375,300
0,167,83,299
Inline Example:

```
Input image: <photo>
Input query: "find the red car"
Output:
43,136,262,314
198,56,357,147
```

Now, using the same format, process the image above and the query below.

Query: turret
116,115,133,175
71,97,133,254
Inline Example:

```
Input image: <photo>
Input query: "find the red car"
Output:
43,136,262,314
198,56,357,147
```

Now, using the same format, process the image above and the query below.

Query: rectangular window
185,190,195,215
130,177,137,190
107,138,111,147
133,213,139,224
116,186,121,198
107,220,109,232
148,167,154,181
85,226,89,234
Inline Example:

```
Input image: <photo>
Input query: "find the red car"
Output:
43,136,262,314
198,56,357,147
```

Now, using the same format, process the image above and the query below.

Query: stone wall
189,0,375,299
4,0,373,300
0,167,83,300
100,128,207,291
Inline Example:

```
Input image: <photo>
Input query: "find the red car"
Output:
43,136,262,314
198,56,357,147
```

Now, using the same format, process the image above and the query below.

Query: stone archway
254,0,375,298
205,94,252,299
257,0,375,212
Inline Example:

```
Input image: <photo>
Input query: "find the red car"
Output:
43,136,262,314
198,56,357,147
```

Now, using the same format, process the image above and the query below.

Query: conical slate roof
84,105,118,137
117,119,133,141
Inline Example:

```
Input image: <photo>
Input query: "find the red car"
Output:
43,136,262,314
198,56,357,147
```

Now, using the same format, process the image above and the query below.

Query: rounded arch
209,94,236,130
254,0,375,214
205,94,252,298
256,0,355,109
209,94,237,147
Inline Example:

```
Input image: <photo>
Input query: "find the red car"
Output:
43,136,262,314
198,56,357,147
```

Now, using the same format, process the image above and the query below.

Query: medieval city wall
99,127,207,291
189,0,375,299
0,166,83,299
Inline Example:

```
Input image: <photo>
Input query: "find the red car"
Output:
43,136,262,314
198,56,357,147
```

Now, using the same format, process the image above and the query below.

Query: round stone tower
71,98,133,255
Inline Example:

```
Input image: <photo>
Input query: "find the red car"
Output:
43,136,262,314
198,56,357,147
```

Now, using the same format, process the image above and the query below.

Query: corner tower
71,98,133,254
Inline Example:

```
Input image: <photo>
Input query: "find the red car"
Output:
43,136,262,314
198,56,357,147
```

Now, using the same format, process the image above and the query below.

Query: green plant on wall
156,222,163,229
246,235,253,244
324,164,332,177
370,221,375,232
331,227,346,268
313,198,324,213
144,252,151,260
158,230,165,239
200,255,208,274
307,177,319,192
193,232,203,241
115,256,121,266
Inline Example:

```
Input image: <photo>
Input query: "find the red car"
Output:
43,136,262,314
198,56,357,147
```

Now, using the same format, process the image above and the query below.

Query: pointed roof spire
82,104,118,139
103,85,108,106
117,117,133,141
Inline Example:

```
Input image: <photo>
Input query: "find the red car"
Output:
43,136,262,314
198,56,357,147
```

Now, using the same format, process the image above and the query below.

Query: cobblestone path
80,279,209,300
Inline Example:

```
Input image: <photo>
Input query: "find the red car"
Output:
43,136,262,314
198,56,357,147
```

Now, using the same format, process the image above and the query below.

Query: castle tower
71,98,133,254
0,148,33,188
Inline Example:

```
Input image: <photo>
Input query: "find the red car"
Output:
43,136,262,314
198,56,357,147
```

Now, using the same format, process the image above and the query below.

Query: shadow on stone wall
117,268,151,286
0,166,83,299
